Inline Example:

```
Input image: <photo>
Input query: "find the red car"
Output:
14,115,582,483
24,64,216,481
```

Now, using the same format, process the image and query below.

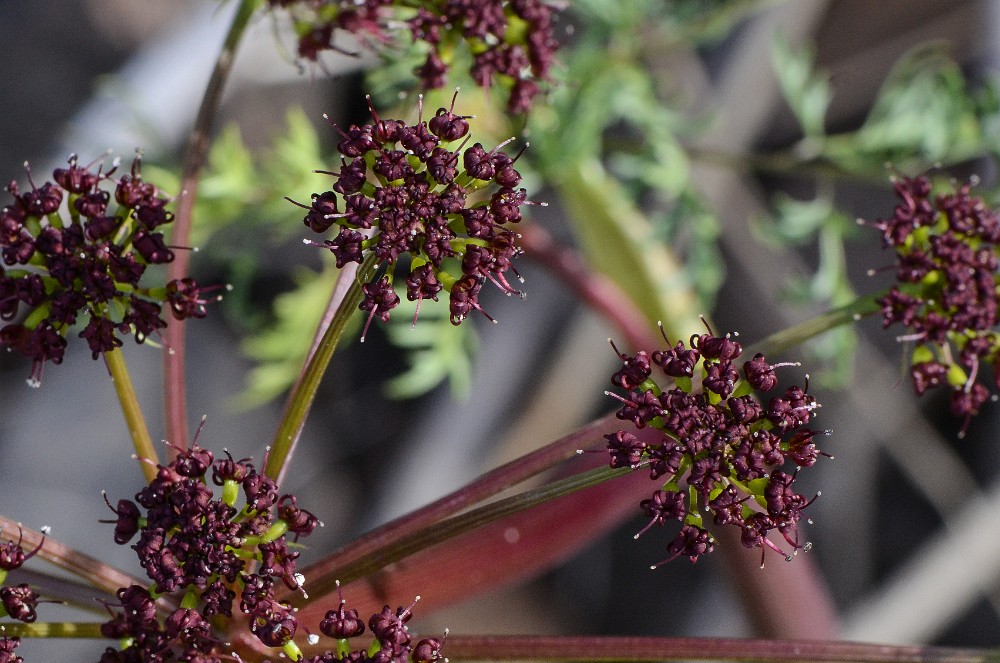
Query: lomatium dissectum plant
3,2,1000,663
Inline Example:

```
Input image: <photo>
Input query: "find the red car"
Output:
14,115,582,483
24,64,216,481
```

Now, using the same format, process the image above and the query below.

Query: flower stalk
104,347,158,483
440,635,998,663
164,0,261,453
265,253,377,481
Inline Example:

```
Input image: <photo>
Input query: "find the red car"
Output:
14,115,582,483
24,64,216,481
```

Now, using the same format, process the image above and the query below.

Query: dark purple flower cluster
0,526,43,627
295,592,445,663
863,176,1000,435
0,155,212,387
605,327,826,566
101,444,320,661
297,96,537,339
267,0,558,113
0,635,22,663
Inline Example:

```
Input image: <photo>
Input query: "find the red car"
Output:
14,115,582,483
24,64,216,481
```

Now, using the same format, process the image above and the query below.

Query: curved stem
264,253,378,481
105,347,158,483
300,464,629,600
296,415,619,595
441,635,997,663
164,0,261,453
748,294,882,357
0,622,105,639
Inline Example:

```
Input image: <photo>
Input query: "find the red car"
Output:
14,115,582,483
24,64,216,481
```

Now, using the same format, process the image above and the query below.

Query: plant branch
519,224,661,351
104,347,158,483
296,415,620,594
441,635,997,663
0,622,105,639
164,0,260,453
0,517,143,598
748,294,882,357
265,253,378,481
10,568,117,614
300,464,630,601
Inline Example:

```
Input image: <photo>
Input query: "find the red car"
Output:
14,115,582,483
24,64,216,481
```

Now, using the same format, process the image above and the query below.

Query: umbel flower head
604,323,827,567
0,154,213,387
296,94,540,339
101,443,320,661
267,0,558,113
862,175,1000,435
101,443,445,663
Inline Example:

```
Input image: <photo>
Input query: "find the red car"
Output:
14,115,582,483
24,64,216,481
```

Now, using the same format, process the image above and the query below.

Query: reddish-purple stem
164,0,257,453
296,415,619,594
519,223,660,351
440,635,993,663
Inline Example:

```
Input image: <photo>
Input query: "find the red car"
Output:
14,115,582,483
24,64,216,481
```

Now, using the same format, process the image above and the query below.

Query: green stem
748,294,883,358
164,0,261,454
0,622,106,639
441,635,998,663
264,253,378,480
105,347,158,483
304,465,629,597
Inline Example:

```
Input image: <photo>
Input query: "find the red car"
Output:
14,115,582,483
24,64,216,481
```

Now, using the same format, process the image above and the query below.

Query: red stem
295,414,618,597
164,0,258,453
0,516,143,598
519,223,660,351
440,635,993,663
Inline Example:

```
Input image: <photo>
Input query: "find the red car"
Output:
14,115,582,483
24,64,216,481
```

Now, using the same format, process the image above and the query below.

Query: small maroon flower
606,325,824,565
864,176,1000,431
0,635,22,663
0,154,213,384
0,584,38,623
0,526,43,572
320,601,366,639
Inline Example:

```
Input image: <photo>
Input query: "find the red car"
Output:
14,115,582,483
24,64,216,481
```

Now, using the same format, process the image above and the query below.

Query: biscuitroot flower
862,175,1000,436
267,0,558,113
0,634,22,663
102,443,320,661
0,525,44,627
604,323,827,567
295,94,541,340
0,154,216,387
311,589,446,663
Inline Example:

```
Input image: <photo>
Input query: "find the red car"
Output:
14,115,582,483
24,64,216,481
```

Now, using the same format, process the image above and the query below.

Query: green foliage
823,44,1000,172
771,32,831,140
237,261,350,410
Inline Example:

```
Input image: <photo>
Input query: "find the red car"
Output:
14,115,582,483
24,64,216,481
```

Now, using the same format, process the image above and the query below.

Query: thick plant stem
0,622,105,639
441,635,997,663
105,347,158,483
297,415,619,594
519,224,660,351
164,0,260,453
300,464,630,600
265,254,377,481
